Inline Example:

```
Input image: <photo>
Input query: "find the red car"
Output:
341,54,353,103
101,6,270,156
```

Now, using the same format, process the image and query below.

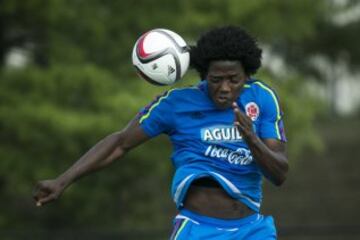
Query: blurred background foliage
1,0,359,238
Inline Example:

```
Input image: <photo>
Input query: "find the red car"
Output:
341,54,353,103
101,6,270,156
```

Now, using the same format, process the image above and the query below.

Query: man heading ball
34,26,289,240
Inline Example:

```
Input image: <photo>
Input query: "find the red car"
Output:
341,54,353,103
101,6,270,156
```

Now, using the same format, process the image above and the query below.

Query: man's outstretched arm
33,117,150,206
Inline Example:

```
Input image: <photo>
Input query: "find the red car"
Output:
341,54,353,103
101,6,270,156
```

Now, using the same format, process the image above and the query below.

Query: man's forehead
208,60,243,70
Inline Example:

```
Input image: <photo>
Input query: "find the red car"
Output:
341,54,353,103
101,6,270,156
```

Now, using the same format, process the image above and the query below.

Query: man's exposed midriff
183,178,255,219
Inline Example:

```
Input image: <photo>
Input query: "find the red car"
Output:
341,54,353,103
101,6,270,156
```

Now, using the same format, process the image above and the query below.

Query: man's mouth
217,95,230,103
215,95,233,108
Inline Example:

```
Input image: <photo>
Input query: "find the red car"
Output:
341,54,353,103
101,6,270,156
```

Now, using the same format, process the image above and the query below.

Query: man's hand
232,102,255,140
33,179,65,207
232,102,288,185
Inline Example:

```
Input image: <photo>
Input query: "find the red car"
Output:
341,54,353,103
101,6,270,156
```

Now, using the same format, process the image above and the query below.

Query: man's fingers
33,187,49,201
232,102,240,113
234,121,246,132
232,102,252,126
232,102,245,116
232,102,246,125
33,181,58,207
35,193,56,207
232,102,254,139
234,109,245,124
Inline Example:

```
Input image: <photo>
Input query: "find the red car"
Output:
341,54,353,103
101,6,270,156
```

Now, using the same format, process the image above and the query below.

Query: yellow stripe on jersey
253,81,282,139
139,89,177,124
174,219,189,240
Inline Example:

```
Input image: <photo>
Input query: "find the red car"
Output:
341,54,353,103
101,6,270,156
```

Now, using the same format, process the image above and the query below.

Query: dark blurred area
1,0,359,239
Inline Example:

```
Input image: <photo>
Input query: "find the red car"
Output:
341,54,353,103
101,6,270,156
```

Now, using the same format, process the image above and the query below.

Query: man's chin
214,101,232,109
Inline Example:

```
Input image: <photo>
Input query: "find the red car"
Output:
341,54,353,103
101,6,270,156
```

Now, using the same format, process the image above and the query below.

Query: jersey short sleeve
257,83,287,142
137,90,175,137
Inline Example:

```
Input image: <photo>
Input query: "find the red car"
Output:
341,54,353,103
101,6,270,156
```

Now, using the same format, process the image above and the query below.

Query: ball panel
134,66,167,86
136,33,152,59
155,29,188,48
135,54,177,85
178,51,190,78
143,31,175,52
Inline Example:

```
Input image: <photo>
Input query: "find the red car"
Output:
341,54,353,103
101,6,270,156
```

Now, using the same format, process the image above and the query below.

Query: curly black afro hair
190,26,262,79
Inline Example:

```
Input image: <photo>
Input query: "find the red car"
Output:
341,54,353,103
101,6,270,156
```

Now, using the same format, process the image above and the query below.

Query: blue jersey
138,79,286,212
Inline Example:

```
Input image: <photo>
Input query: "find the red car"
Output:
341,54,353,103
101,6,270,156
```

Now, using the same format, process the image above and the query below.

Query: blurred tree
0,0,345,232
0,64,174,229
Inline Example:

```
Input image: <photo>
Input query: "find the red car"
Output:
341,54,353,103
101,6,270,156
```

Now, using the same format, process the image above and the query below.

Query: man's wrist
56,173,73,189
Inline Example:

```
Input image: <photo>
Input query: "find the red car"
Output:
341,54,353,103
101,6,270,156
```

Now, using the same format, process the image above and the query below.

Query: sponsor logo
204,145,253,165
245,102,259,121
168,65,175,75
201,125,242,143
152,63,158,70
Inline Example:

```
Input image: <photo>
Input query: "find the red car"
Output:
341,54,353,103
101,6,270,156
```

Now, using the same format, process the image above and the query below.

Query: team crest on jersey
245,102,260,121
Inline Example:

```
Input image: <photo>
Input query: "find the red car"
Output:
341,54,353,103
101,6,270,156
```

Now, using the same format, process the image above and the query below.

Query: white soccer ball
132,29,190,85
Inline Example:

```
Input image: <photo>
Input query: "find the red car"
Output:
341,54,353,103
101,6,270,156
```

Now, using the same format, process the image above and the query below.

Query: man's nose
219,80,231,92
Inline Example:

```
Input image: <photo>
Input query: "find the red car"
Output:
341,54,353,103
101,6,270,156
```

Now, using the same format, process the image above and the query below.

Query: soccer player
33,26,288,239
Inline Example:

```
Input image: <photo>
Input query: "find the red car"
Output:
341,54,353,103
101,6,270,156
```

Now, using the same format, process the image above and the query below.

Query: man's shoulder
149,86,197,101
244,79,279,98
164,84,204,99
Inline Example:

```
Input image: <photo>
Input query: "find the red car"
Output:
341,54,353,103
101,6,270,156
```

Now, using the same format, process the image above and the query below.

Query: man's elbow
273,175,286,186
273,164,289,186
